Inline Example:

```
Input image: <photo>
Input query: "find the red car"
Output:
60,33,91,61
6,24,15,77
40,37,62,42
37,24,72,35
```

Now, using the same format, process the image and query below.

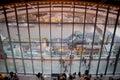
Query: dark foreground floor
19,75,120,80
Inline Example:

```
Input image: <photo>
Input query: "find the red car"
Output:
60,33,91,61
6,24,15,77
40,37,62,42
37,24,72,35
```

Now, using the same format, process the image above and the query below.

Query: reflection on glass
0,2,119,75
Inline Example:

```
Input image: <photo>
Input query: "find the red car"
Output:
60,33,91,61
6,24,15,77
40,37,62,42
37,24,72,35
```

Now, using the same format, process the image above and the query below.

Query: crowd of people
0,72,19,80
35,72,44,80
108,77,120,80
94,74,104,80
1,71,120,80
54,70,92,80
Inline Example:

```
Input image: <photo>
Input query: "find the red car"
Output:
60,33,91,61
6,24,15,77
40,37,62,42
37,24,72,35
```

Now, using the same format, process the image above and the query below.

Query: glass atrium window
0,1,120,76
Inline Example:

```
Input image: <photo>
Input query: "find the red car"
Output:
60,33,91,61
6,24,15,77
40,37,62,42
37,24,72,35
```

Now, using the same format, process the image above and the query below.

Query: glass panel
0,3,120,75
98,60,107,74
97,7,109,74
106,13,118,75
71,60,80,73
108,12,117,25
8,24,19,42
2,10,17,72
3,43,11,57
113,15,120,75
24,60,32,74
21,42,30,58
15,59,24,73
43,60,51,74
0,59,6,72
86,7,98,74
115,56,120,75
51,5,62,74
19,27,29,42
40,24,50,46
34,60,42,74
52,60,60,73
0,23,8,41
29,19,39,45
12,43,22,58
18,8,29,42
51,23,62,59
7,59,15,72
62,24,72,73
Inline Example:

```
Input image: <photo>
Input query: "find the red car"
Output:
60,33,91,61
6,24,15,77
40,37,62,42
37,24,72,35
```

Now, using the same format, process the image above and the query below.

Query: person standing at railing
13,73,19,80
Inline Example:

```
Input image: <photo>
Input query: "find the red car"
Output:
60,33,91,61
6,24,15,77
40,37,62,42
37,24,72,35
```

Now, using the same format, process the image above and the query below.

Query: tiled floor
1,58,120,75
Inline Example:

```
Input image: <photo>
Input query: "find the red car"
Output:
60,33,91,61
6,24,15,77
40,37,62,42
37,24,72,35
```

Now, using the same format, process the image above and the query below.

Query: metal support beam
113,48,120,75
14,4,26,74
104,7,120,75
96,7,109,75
60,2,63,73
79,5,87,72
0,34,9,74
37,2,44,74
88,6,99,71
69,2,75,74
50,2,53,78
3,6,17,73
25,3,35,75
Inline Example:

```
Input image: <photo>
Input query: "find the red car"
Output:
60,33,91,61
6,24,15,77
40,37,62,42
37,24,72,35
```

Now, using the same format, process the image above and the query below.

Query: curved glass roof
0,1,119,23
